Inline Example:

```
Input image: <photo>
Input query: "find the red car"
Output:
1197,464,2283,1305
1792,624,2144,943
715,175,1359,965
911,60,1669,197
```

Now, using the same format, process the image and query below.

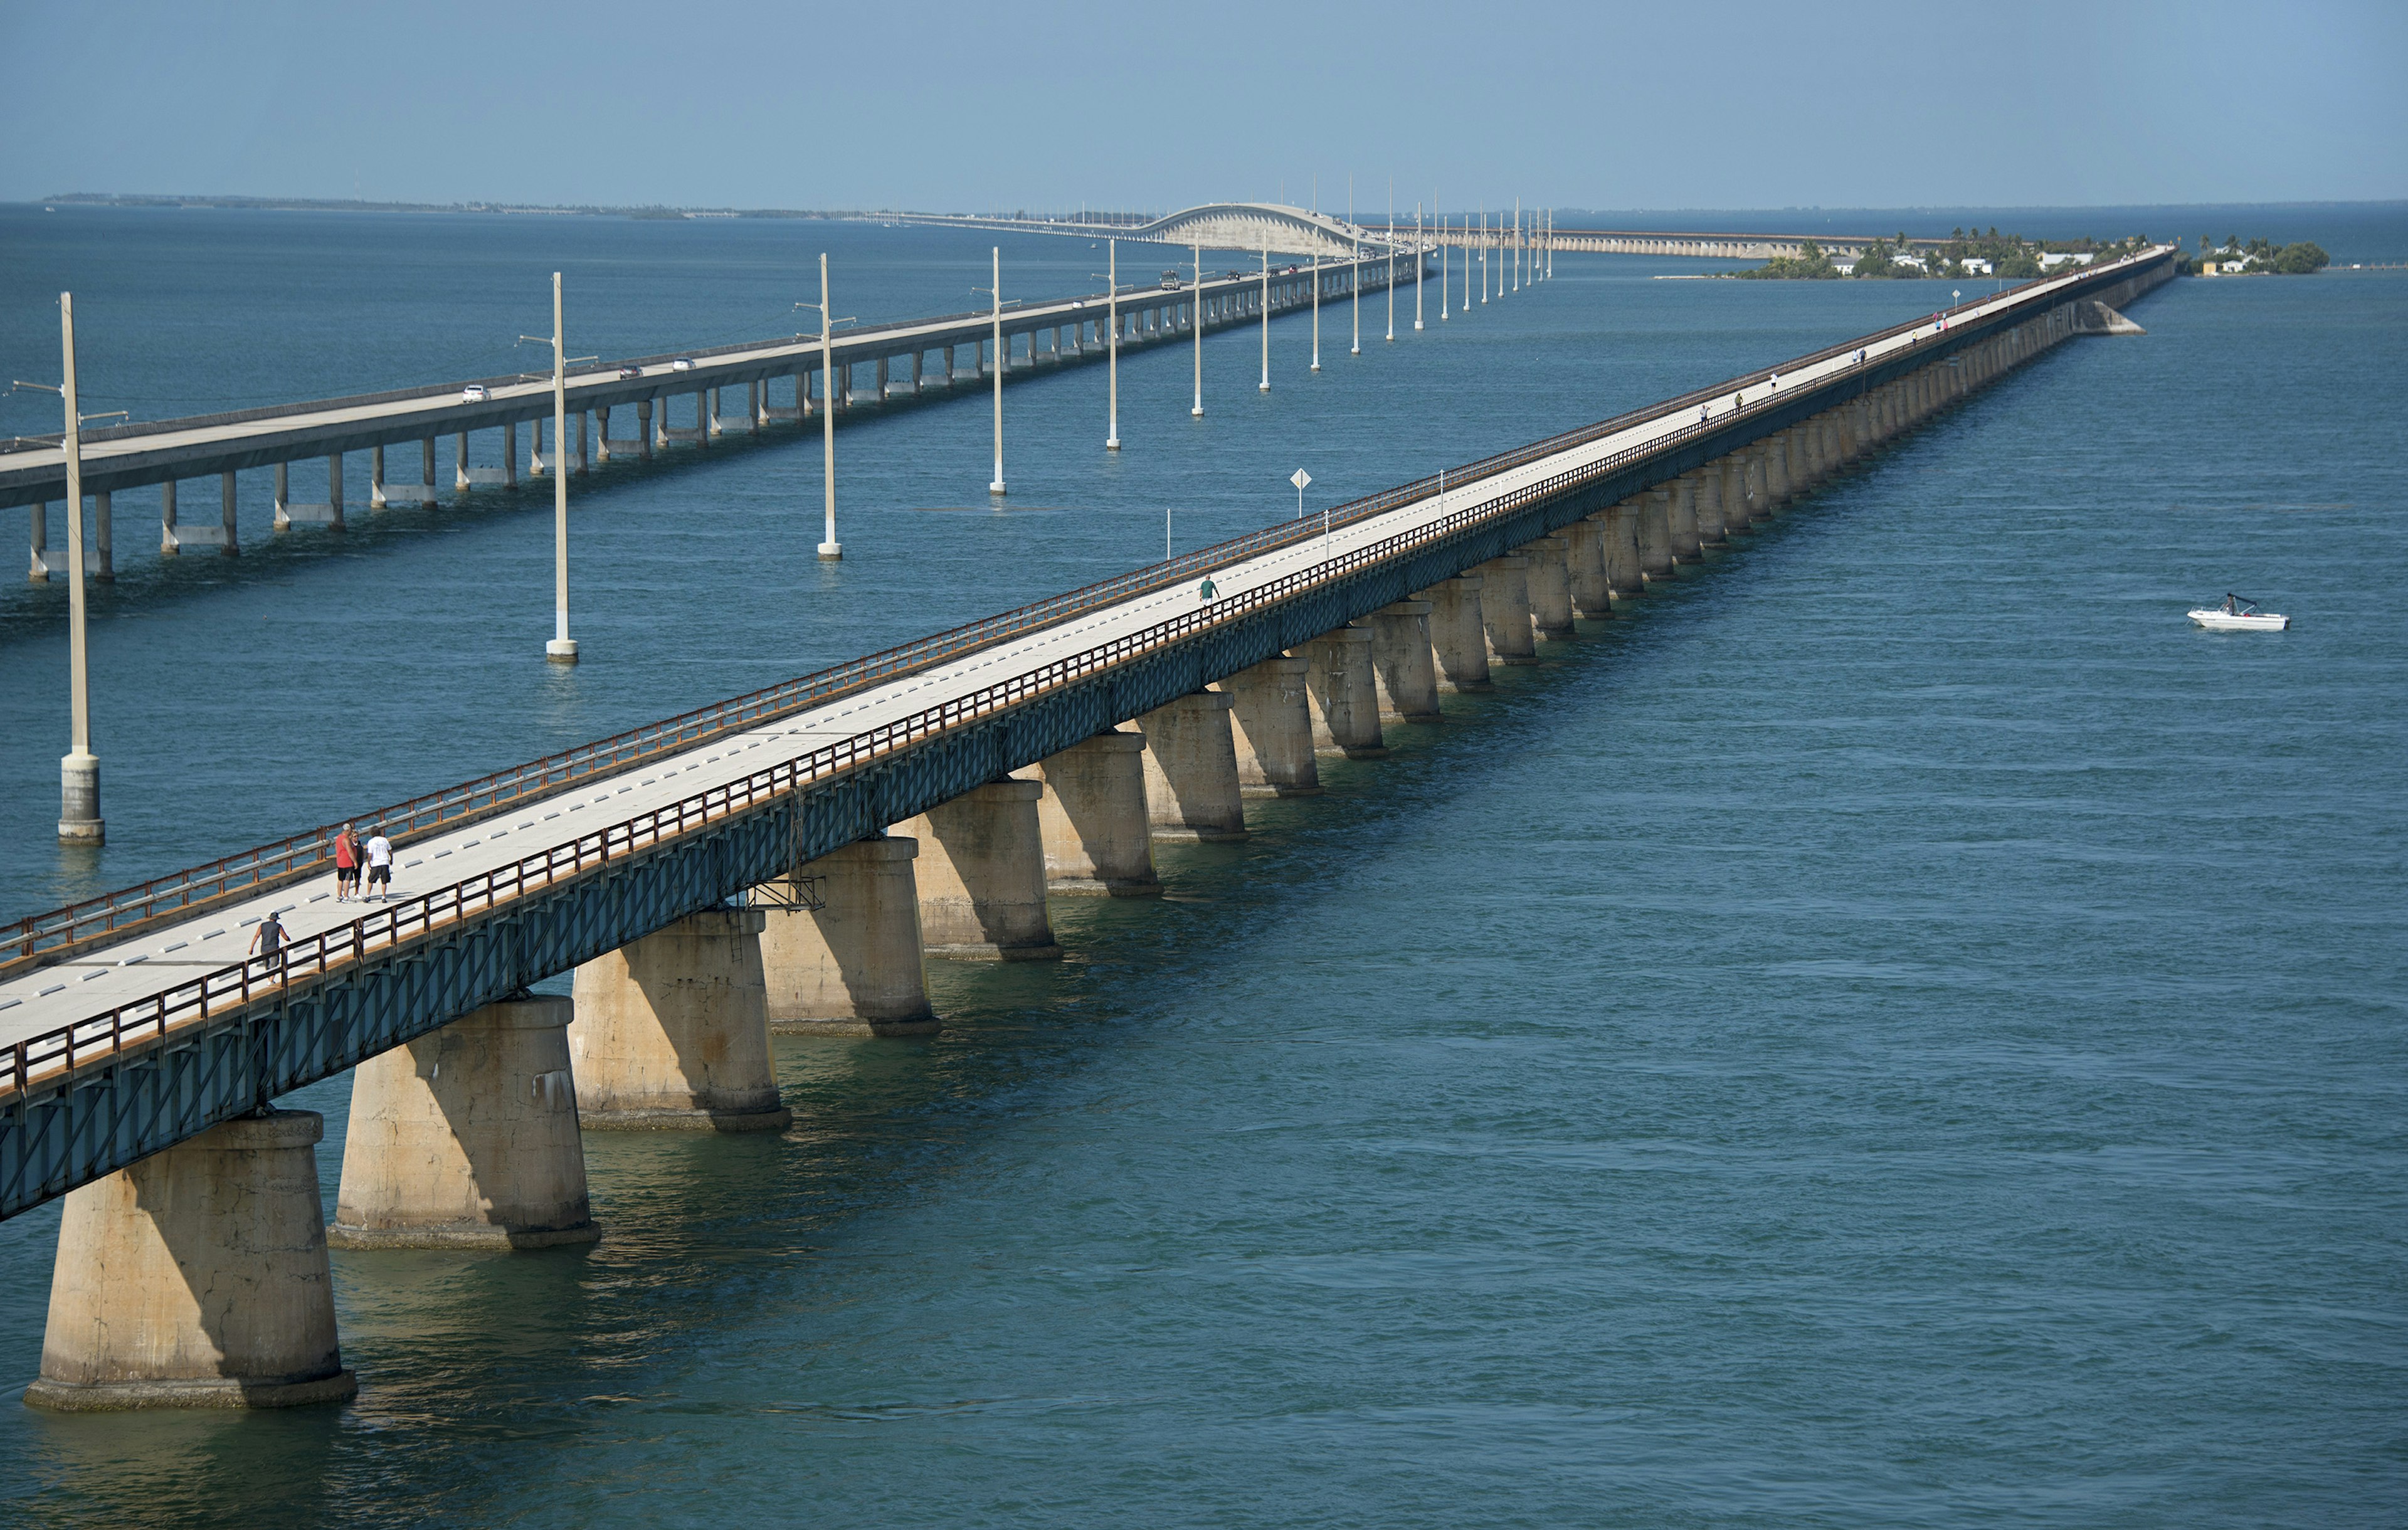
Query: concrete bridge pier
1601,503,1645,601
1690,468,1728,546
1667,478,1703,562
1222,657,1323,796
1300,626,1388,757
1353,601,1442,720
1139,692,1247,842
894,780,1062,960
1524,535,1575,638
759,835,939,1037
1425,576,1492,691
568,910,792,1130
1763,439,1793,509
26,1109,356,1411
1564,519,1615,620
1027,729,1161,895
327,996,600,1249
1478,555,1539,665
638,399,655,459
1637,490,1676,582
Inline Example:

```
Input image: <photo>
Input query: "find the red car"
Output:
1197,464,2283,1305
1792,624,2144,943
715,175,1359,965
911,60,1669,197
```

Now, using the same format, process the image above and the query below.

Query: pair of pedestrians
332,821,394,902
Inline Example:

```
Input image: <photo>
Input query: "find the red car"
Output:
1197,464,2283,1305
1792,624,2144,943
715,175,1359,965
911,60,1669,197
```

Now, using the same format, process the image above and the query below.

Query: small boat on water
2189,594,2289,631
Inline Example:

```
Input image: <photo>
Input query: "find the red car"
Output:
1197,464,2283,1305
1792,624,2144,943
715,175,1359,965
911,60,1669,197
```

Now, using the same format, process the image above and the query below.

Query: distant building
1893,254,1927,272
1960,258,1993,275
1832,260,1857,275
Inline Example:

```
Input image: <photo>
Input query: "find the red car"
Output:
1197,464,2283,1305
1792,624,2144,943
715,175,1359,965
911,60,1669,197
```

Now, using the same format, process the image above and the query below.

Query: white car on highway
460,384,489,403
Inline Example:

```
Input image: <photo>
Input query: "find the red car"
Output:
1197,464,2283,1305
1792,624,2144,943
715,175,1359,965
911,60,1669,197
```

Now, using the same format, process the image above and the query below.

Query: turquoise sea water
0,208,2402,1526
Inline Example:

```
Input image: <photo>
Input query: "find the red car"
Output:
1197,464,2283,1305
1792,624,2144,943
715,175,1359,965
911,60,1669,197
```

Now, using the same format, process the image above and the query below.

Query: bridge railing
0,246,2169,978
3,387,1751,1105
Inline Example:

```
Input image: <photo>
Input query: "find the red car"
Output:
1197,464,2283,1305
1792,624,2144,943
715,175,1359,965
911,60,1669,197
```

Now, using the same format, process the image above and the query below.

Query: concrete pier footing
1354,601,1442,721
1221,657,1323,796
28,1110,356,1411
1139,692,1248,842
327,996,600,1248
1523,535,1575,638
1477,554,1539,665
1423,576,1492,691
894,780,1062,960
1299,627,1389,757
568,910,792,1131
1028,729,1161,895
759,836,939,1037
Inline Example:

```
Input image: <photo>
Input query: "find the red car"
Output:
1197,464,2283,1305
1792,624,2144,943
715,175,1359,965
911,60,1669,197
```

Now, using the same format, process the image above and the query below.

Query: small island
2186,235,2330,275
1737,229,2162,281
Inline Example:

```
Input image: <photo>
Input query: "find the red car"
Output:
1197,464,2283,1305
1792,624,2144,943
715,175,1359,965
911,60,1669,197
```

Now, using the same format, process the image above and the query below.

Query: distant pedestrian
364,827,394,900
1699,404,1709,425
332,820,361,902
1198,576,1218,604
250,909,288,963
1768,371,1780,391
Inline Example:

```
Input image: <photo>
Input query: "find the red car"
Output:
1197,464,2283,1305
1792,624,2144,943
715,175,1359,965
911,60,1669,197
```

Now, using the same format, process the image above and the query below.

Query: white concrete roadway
0,258,2130,1052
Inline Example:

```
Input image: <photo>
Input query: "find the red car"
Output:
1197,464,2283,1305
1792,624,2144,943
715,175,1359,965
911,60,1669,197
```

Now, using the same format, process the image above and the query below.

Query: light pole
1351,231,1361,356
1385,185,1395,342
1414,202,1425,330
1440,211,1450,322
16,295,105,843
1481,208,1489,303
1192,243,1204,418
1106,240,1120,450
793,256,852,557
520,273,586,656
1513,198,1521,292
987,246,1005,495
1311,248,1321,371
1259,245,1271,392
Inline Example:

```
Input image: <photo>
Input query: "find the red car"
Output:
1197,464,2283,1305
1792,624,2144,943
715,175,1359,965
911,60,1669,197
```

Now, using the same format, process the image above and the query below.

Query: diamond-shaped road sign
1290,468,1311,490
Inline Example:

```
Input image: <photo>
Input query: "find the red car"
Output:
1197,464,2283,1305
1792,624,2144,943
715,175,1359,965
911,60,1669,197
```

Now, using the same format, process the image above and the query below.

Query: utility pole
1106,240,1120,450
988,246,1005,495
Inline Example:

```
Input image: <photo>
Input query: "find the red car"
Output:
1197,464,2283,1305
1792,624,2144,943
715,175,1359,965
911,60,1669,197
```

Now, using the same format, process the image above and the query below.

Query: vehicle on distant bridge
1159,270,1183,290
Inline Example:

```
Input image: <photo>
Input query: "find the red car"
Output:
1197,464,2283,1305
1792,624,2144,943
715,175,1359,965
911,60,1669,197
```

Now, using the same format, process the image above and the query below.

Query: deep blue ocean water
0,206,2401,1527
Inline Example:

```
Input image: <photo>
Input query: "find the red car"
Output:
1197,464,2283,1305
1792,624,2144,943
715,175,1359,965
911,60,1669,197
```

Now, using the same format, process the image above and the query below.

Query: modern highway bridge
0,246,2177,1410
4,250,1425,569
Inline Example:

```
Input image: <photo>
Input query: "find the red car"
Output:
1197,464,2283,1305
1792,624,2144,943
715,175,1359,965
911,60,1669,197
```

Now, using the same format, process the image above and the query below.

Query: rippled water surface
0,209,2402,1527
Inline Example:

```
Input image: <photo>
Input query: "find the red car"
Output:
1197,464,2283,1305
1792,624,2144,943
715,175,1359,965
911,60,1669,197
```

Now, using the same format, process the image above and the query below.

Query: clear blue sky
1,0,2400,212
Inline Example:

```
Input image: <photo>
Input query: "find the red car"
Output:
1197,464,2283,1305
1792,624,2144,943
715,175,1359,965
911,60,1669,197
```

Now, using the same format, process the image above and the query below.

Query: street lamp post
1351,231,1361,356
1385,189,1396,342
988,246,1005,495
1440,211,1450,322
1106,240,1120,450
1414,203,1425,330
1259,245,1270,393
1311,248,1321,371
51,295,99,843
539,274,579,655
1192,243,1204,418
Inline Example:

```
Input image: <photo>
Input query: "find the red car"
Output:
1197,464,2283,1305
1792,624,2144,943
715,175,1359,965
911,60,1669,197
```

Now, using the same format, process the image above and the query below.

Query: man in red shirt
332,821,361,903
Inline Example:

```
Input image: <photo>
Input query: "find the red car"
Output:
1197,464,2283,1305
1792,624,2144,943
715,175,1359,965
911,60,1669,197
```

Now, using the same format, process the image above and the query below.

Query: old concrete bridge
0,247,2175,1410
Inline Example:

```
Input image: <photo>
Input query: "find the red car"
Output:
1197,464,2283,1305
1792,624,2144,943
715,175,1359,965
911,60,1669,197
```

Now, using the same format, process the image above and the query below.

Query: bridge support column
1478,554,1538,665
1354,601,1441,720
1638,491,1676,581
1566,518,1615,619
1139,691,1247,842
1764,439,1792,509
760,836,939,1037
90,490,111,581
1602,502,1645,598
328,996,599,1249
1424,576,1492,692
638,399,654,458
1222,658,1322,796
28,1109,356,1411
503,421,517,485
1300,626,1388,757
568,910,792,1130
1028,729,1160,895
454,432,472,490
327,455,344,529
1690,468,1727,545
26,500,44,583
1667,478,1703,561
894,780,1062,960
370,445,387,509
1523,534,1575,638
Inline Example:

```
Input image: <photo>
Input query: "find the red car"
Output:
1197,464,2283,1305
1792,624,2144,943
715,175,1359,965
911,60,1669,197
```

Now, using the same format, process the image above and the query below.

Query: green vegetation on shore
2183,235,2329,275
1737,228,2153,281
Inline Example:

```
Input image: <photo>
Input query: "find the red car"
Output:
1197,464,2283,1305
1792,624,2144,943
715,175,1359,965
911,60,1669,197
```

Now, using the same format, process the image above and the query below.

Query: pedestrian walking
332,820,361,902
364,826,394,901
250,909,289,963
1198,576,1218,604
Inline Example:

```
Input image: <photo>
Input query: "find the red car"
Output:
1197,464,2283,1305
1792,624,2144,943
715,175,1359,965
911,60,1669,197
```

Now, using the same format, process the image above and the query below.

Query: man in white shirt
364,828,394,900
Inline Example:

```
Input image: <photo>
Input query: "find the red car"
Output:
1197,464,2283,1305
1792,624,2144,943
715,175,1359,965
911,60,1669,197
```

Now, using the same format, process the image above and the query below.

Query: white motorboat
2189,594,2289,631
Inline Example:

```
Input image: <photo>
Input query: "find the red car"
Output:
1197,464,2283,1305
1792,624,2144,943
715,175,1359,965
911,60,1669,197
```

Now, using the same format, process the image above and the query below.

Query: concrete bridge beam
1139,692,1247,842
1478,555,1539,665
28,1109,356,1411
759,836,939,1037
328,996,599,1249
568,910,791,1131
1028,729,1161,895
1353,601,1441,720
1300,626,1388,757
894,780,1062,961
1423,576,1492,692
1222,657,1323,797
